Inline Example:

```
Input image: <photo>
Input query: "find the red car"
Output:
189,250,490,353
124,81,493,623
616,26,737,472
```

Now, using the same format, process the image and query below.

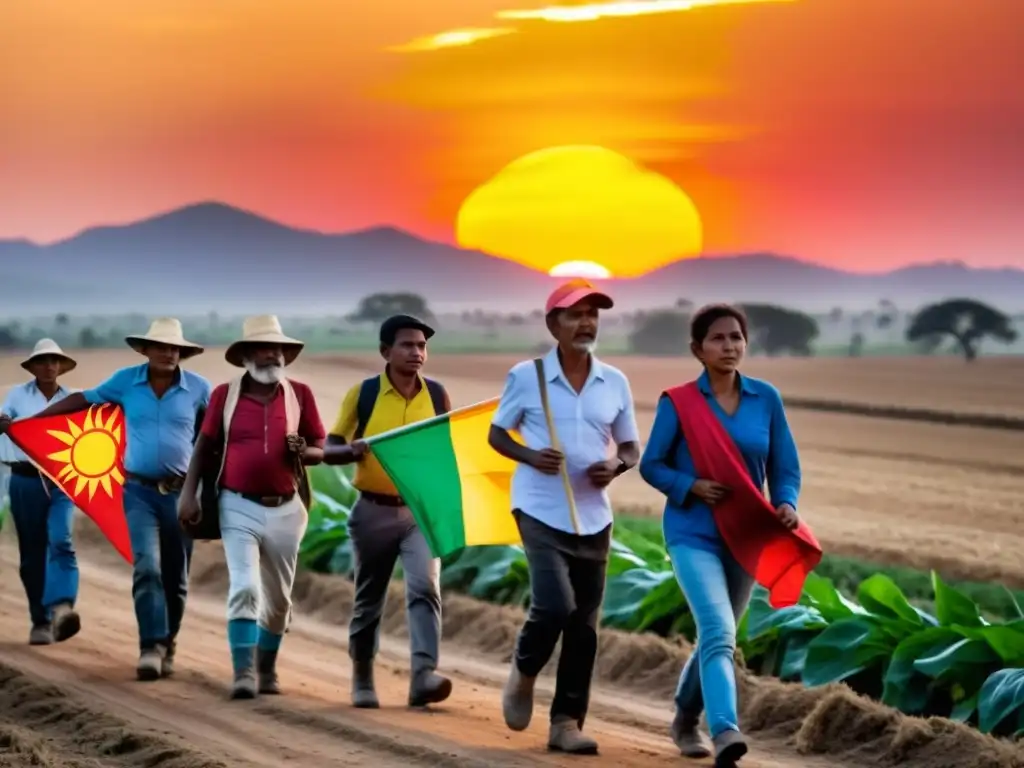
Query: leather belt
228,490,296,508
126,472,185,495
6,461,40,478
359,490,405,507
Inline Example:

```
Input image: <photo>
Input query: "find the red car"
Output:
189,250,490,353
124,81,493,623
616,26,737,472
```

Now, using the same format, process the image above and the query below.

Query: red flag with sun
7,403,131,563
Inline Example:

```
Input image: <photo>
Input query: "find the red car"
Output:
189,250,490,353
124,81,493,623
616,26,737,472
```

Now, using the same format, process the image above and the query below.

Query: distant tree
905,298,1017,362
847,331,864,358
55,313,70,327
0,326,17,349
828,307,844,324
675,298,694,313
739,303,819,356
628,310,691,356
78,327,100,348
348,292,434,325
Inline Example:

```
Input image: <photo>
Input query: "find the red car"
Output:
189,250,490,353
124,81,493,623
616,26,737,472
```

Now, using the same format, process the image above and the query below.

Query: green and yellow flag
367,398,521,557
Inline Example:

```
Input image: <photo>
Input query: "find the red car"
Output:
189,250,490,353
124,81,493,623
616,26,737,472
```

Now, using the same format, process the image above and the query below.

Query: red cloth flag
665,382,823,608
7,402,131,563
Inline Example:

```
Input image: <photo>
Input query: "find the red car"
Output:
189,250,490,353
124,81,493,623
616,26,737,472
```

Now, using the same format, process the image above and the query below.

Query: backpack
192,377,311,541
352,375,447,440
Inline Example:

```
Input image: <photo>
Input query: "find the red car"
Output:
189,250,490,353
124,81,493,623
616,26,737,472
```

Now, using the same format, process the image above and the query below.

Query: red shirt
201,379,326,496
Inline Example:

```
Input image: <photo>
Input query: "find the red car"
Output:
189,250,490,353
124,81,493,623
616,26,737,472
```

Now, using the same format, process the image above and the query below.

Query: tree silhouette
905,298,1017,362
55,313,69,327
739,304,819,356
628,310,691,356
78,327,100,348
348,293,434,324
0,326,17,350
848,332,864,358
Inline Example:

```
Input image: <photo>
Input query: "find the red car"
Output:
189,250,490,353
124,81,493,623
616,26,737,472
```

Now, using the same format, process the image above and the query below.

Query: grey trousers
347,496,442,674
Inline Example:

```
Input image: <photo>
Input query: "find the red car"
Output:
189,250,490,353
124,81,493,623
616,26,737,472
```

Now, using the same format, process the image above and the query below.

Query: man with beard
178,315,325,700
324,314,452,709
488,279,640,755
18,319,211,681
0,339,83,645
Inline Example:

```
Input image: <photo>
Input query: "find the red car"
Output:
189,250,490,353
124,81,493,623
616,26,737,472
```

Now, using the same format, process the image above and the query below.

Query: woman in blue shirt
639,304,801,766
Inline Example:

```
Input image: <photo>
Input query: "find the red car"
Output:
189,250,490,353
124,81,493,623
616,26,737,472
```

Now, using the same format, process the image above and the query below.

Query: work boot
671,710,712,758
50,602,81,643
548,715,599,755
29,623,53,646
351,659,379,709
501,662,536,732
257,648,281,695
408,668,453,707
713,729,748,767
161,639,176,678
136,645,166,681
231,647,258,700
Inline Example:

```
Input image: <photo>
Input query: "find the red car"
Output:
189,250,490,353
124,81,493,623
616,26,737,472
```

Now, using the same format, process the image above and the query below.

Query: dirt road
0,536,823,768
3,531,1021,768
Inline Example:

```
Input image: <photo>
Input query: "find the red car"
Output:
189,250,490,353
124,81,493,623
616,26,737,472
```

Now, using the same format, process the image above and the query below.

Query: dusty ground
3,349,1024,585
2,528,1022,768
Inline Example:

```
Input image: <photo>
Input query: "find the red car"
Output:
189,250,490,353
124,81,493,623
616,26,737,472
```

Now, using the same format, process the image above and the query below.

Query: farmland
1,348,1023,767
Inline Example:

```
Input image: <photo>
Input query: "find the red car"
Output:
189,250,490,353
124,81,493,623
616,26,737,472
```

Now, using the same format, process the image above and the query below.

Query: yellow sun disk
46,405,124,501
456,146,702,278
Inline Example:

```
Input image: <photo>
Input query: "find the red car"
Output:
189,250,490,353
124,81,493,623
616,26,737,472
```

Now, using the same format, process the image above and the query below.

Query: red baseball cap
545,278,614,314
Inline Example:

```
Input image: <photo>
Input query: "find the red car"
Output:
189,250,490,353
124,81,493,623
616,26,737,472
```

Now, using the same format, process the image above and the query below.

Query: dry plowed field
2,349,1024,768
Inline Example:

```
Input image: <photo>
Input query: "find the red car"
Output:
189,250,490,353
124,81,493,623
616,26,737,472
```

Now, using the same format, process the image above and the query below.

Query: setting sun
456,145,703,279
47,404,125,500
550,260,612,279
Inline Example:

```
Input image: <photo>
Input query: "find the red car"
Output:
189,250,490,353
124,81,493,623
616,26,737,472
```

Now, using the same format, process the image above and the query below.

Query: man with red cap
488,278,640,755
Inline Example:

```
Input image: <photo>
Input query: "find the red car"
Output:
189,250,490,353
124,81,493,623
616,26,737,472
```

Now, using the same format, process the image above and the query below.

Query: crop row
301,465,1024,739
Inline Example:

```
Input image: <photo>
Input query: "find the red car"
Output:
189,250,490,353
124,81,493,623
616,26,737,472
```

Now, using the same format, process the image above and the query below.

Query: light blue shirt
82,363,212,479
638,369,801,552
491,346,639,536
1,380,77,463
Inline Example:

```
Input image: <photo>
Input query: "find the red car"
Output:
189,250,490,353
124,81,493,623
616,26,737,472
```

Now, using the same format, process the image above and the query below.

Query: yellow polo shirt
330,373,440,495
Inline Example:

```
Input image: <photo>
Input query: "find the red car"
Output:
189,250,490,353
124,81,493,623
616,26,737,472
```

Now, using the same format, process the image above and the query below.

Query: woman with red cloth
638,304,820,766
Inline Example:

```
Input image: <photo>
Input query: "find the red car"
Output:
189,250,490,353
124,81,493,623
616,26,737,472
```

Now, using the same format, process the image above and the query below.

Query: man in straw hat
25,318,211,681
323,314,453,710
0,339,83,645
178,315,326,700
487,278,640,755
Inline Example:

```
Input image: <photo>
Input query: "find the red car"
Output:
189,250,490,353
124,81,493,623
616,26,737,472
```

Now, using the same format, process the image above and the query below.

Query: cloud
497,0,794,23
455,145,703,277
387,0,795,52
387,27,517,53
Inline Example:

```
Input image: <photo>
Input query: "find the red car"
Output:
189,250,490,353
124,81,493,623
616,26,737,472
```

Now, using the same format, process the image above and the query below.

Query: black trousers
512,509,610,727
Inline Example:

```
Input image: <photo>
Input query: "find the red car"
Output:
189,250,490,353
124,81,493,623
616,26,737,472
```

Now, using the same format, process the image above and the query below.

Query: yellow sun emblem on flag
47,405,125,499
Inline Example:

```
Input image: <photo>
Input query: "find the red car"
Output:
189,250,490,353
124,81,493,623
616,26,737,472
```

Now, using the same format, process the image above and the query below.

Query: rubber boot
351,658,379,708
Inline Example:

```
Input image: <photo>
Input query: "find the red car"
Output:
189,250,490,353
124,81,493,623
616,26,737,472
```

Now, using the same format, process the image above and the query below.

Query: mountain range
2,201,1023,317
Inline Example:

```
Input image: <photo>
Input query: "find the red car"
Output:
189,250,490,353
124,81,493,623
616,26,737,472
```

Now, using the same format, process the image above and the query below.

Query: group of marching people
0,278,808,767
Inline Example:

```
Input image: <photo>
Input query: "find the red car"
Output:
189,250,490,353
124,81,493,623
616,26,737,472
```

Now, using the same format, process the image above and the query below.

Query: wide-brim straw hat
125,318,204,359
225,314,304,368
21,338,77,375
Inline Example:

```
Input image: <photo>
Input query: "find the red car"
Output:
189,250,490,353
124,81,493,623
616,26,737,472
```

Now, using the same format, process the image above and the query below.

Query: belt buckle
157,480,171,495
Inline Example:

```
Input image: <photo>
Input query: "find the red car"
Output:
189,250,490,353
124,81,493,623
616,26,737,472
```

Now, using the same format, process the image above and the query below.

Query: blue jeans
668,540,755,737
8,473,78,626
123,481,193,650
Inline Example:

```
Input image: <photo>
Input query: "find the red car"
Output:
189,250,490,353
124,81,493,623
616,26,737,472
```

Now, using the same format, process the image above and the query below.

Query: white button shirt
491,346,639,536
1,380,76,463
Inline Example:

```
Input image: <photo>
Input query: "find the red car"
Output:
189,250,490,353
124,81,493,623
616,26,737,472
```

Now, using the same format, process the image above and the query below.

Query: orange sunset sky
1,0,1023,273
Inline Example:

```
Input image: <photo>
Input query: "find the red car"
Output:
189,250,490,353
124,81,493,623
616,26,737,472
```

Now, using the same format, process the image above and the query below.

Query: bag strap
424,377,448,415
353,376,381,441
533,358,581,535
216,375,245,488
